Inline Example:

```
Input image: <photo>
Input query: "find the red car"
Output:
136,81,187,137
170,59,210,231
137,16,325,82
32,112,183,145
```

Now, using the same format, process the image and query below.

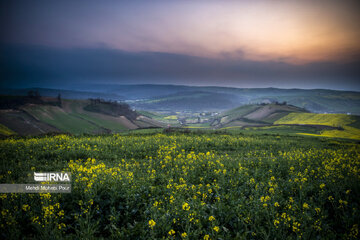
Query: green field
0,99,166,136
137,110,181,126
274,113,357,127
1,131,359,239
275,113,360,140
24,104,102,134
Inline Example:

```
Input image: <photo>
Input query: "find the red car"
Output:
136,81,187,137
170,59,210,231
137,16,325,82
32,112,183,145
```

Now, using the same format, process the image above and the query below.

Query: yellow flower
303,203,309,209
58,210,64,217
209,216,215,221
274,202,280,207
213,226,219,232
274,219,280,227
315,208,321,214
263,203,268,207
182,202,190,211
168,229,175,235
22,204,30,211
148,219,156,228
181,232,187,238
320,183,325,189
204,235,210,240
339,199,348,205
292,222,301,232
58,223,66,230
350,224,358,238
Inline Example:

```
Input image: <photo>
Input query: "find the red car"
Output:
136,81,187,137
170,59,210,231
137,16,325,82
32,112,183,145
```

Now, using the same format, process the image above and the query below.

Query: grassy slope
20,99,165,134
215,104,306,128
0,123,16,136
213,105,260,126
211,105,360,140
137,110,180,126
0,109,60,135
65,100,132,131
274,113,354,126
275,113,360,140
219,104,260,119
137,110,162,119
21,100,140,134
24,104,101,134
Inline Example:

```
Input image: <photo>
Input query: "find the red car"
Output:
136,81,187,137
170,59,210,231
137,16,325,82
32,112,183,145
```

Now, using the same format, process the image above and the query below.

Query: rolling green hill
208,104,360,140
274,112,360,140
274,112,356,127
212,103,308,127
0,97,164,135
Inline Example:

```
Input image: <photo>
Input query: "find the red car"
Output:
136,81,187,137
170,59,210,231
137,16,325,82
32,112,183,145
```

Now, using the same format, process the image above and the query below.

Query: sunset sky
1,0,359,90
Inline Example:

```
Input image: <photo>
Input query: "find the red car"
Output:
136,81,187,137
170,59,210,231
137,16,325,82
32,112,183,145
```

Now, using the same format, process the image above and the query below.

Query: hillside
0,96,164,136
212,103,308,128
274,112,360,140
206,103,360,140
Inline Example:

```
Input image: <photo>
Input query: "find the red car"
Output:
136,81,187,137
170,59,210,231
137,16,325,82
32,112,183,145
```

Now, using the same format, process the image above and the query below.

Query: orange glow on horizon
104,1,360,64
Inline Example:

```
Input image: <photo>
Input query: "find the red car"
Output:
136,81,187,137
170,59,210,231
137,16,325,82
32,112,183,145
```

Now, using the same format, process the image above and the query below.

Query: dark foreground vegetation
1,131,359,239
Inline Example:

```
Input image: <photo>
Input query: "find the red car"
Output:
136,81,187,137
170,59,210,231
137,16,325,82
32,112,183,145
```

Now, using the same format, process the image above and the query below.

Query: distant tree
57,93,62,107
27,90,40,99
27,90,35,98
34,90,40,99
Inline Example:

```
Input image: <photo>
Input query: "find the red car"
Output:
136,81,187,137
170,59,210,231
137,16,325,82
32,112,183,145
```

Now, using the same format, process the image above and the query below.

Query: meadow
0,130,359,239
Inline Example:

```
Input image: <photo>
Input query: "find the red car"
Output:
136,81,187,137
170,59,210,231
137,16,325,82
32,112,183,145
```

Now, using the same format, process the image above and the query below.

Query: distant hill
0,88,124,101
104,85,360,114
0,96,164,136
131,91,243,111
2,84,360,114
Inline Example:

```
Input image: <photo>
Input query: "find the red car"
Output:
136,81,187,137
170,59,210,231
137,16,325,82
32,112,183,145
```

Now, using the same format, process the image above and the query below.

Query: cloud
0,44,359,90
1,0,360,64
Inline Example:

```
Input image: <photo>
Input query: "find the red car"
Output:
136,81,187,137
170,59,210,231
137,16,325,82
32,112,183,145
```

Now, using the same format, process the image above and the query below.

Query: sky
0,0,359,90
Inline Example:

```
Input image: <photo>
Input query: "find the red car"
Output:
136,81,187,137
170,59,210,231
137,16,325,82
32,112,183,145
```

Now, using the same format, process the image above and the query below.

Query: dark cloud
1,44,359,90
